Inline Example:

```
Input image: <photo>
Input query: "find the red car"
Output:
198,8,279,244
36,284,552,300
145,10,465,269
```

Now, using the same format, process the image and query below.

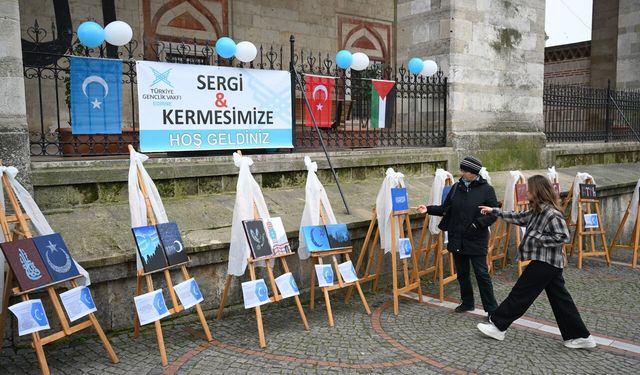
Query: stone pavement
1,250,639,374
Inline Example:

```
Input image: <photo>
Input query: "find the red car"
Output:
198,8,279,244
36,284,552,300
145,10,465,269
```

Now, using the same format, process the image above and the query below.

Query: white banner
136,61,293,152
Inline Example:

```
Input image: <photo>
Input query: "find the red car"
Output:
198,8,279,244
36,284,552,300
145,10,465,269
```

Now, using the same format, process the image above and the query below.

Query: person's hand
478,206,493,215
416,204,427,214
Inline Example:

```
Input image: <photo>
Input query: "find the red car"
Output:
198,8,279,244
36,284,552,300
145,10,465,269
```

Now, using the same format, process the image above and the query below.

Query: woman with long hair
476,175,596,349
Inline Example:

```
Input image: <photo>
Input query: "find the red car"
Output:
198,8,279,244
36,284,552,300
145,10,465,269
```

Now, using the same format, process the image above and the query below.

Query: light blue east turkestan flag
70,56,122,134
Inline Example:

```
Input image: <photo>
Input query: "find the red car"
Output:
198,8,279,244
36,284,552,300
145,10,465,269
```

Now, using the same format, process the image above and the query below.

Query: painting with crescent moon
301,225,331,252
156,222,189,266
132,225,168,273
32,233,80,282
242,219,274,259
1,238,53,291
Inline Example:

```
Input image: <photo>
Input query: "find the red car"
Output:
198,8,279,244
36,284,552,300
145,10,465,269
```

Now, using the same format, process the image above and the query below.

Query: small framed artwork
391,187,409,212
552,182,561,197
515,183,528,203
579,184,597,199
583,213,599,229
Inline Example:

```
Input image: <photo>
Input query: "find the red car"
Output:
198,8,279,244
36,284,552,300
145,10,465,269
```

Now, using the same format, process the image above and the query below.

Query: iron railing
22,20,447,157
544,81,640,143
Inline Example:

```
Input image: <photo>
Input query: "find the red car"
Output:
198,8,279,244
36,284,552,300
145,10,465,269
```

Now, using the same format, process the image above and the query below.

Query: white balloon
104,21,133,46
351,52,370,71
421,60,438,76
235,41,257,63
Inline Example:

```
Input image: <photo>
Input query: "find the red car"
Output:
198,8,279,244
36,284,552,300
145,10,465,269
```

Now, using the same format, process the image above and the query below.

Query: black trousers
490,260,591,341
453,253,498,313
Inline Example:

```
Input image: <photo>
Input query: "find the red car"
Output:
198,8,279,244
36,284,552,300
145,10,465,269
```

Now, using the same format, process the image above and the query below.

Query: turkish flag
304,74,335,128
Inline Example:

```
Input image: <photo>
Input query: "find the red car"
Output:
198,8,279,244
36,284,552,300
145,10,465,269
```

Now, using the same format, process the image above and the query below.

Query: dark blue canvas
70,56,122,134
441,185,452,203
325,224,351,249
391,187,409,212
302,225,331,252
156,222,189,266
132,225,168,273
32,233,80,282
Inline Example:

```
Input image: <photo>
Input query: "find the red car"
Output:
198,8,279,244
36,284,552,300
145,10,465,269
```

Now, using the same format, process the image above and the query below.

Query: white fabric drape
479,167,492,185
571,172,594,224
428,169,453,235
503,171,526,211
0,166,90,309
547,166,558,183
298,156,337,260
227,153,271,276
629,178,640,227
375,168,405,253
128,148,169,270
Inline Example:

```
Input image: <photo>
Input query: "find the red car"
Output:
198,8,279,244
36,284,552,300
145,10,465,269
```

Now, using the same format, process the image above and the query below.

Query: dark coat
427,177,499,256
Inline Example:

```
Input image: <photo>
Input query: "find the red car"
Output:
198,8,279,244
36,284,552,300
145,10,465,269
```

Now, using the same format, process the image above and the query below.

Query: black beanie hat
460,156,482,175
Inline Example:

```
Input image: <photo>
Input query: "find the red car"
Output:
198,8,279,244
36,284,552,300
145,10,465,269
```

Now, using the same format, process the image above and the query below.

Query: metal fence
22,21,447,157
544,82,640,143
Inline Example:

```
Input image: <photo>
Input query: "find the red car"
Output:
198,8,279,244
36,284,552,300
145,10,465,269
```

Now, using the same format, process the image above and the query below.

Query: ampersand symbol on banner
215,92,228,108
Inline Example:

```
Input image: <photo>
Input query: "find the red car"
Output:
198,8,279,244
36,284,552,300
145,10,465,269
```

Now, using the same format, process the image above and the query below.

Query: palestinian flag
369,79,395,128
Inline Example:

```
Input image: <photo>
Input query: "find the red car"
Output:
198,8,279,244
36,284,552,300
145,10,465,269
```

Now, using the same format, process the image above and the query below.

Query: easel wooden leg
322,285,334,327
216,274,233,320
32,331,50,375
87,312,119,363
145,275,168,366
372,245,384,292
578,215,584,269
0,267,13,342
594,203,611,266
633,224,640,268
179,267,213,341
309,257,316,310
247,263,266,348
133,273,142,337
354,280,371,315
279,259,308,330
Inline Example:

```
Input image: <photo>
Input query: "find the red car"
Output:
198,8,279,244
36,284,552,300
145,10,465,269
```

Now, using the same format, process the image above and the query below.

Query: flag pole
292,68,351,215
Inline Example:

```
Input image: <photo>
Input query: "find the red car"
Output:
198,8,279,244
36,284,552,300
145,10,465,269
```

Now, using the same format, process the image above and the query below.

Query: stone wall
591,0,619,88
544,42,591,86
616,0,640,90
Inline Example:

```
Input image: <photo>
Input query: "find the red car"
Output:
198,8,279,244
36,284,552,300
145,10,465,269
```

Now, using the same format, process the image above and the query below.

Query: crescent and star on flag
312,84,329,111
81,75,110,109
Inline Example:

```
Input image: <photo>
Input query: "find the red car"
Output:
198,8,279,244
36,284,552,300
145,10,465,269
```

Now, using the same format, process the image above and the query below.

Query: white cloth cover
503,170,526,211
547,166,558,183
227,153,271,276
479,167,492,186
128,148,169,270
298,156,338,260
629,178,640,227
0,166,90,309
571,172,595,224
375,168,405,253
428,169,453,235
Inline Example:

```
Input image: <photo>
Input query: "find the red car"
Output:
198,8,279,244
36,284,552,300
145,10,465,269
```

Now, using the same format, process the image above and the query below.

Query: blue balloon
407,58,424,75
77,21,105,48
335,50,353,69
215,37,237,59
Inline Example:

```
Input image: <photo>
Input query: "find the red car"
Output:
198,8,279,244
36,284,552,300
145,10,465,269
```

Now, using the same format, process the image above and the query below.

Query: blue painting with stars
70,56,122,135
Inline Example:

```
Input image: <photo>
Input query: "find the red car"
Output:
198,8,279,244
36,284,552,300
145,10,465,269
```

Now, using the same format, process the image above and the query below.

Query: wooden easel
567,177,611,269
308,205,370,326
215,152,308,347
129,145,212,366
345,209,385,296
346,197,423,315
0,163,118,375
609,184,640,268
415,177,457,301
487,176,530,275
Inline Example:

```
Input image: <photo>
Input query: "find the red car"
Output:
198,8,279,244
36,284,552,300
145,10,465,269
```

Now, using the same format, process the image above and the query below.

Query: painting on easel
156,222,189,266
32,234,80,282
242,219,274,259
325,224,351,249
1,239,53,291
132,225,168,273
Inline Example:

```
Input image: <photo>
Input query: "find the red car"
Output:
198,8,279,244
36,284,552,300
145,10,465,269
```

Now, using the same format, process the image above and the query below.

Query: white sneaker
564,335,597,349
477,321,505,341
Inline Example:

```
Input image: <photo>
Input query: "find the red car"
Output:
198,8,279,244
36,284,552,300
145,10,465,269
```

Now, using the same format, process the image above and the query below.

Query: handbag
438,183,458,231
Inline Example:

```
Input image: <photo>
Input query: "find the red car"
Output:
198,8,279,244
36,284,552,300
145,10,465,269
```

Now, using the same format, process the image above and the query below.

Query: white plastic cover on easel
571,172,595,224
0,166,90,309
547,166,558,183
503,171,526,211
629,178,640,227
298,156,337,260
228,153,271,276
376,168,405,253
428,169,453,235
479,167,492,185
128,148,169,270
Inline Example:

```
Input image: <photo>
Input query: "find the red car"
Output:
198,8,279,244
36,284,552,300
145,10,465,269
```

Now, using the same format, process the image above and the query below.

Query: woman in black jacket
417,156,499,316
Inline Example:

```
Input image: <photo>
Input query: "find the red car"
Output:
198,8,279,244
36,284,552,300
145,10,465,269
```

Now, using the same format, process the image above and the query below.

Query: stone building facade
544,41,591,86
